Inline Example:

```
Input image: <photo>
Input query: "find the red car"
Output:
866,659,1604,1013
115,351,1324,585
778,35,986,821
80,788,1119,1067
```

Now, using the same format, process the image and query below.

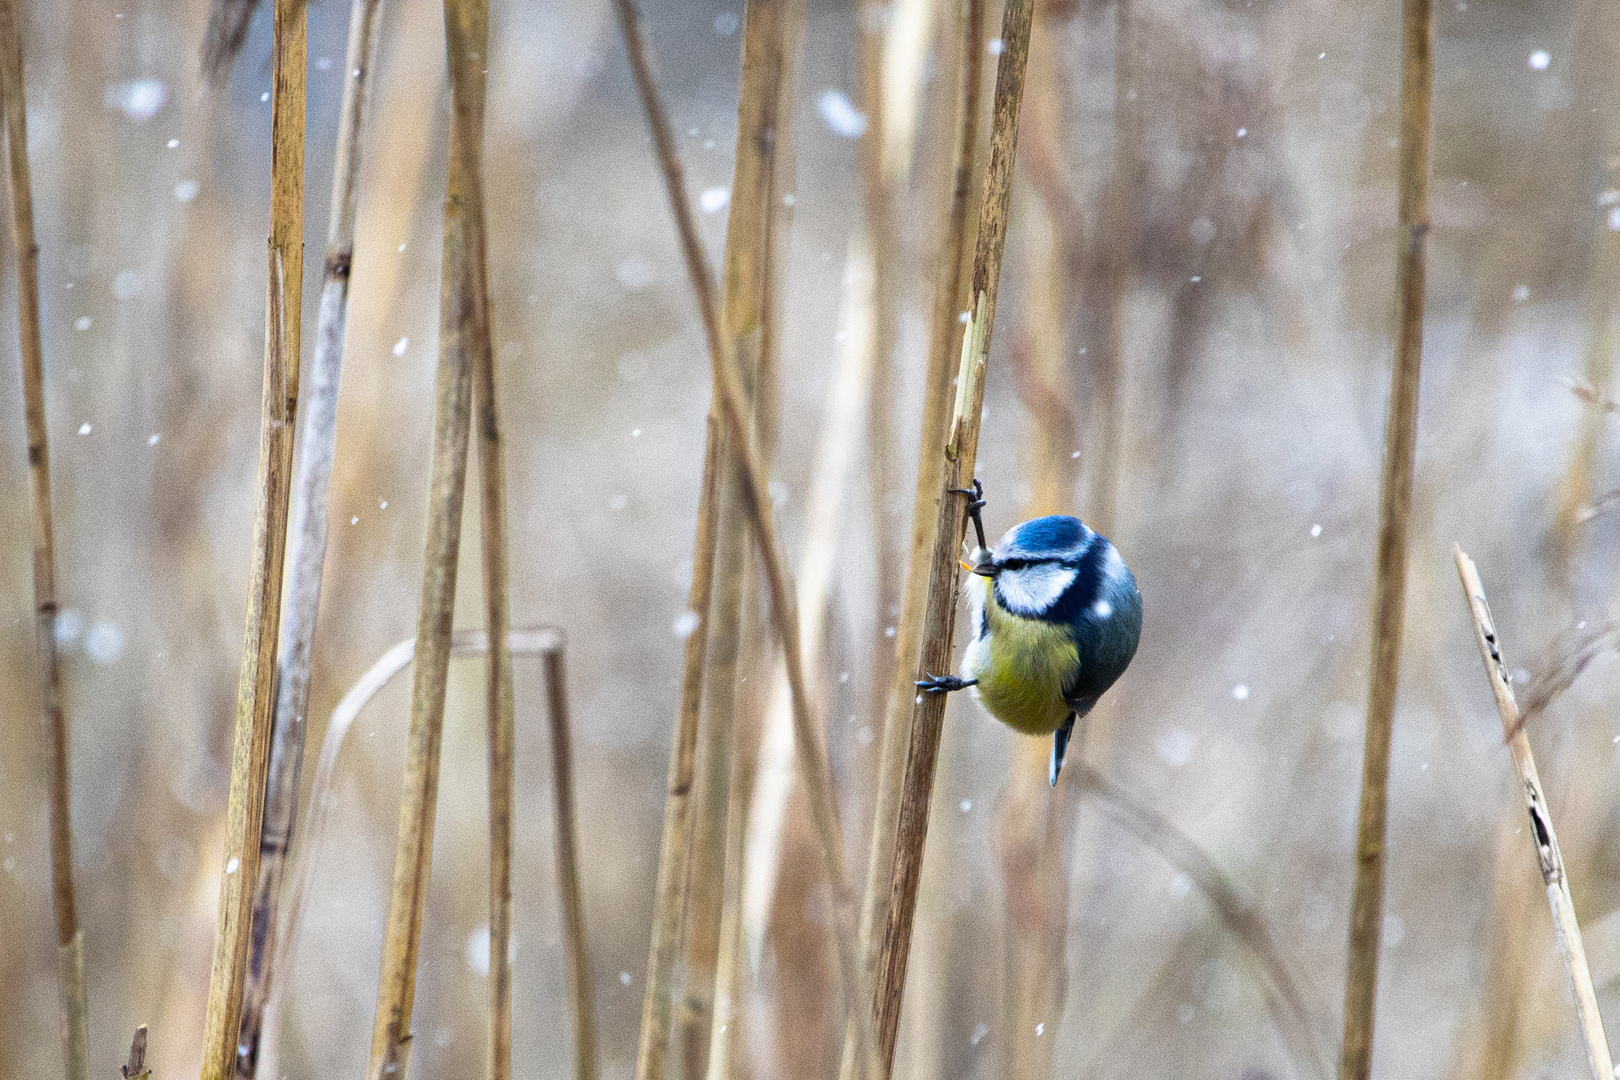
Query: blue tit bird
918,481,1142,786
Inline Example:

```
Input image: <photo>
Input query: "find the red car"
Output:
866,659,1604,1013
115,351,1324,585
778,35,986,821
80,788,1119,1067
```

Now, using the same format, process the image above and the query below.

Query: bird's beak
967,550,997,576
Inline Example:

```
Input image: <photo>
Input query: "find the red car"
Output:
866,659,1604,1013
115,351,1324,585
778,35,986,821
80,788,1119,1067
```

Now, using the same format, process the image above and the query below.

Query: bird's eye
1001,559,1026,572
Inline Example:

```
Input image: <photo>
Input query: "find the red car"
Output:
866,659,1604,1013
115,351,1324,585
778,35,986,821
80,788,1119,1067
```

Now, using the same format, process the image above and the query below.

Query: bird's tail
1049,713,1077,788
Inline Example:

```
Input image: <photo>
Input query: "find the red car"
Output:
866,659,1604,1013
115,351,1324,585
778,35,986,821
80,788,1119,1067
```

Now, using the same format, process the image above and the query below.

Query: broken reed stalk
1453,546,1615,1080
235,0,384,1072
679,0,799,1064
541,639,599,1080
842,2,981,1078
451,0,519,1074
198,0,305,1075
0,6,88,1078
611,4,878,1077
263,628,562,1054
124,1026,150,1080
870,0,1035,1072
1337,0,1431,1074
364,0,489,1069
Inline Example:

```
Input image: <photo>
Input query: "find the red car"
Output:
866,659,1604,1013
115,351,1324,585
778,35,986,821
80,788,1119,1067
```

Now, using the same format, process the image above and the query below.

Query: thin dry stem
124,1027,150,1080
236,0,384,1072
198,0,305,1074
870,0,1035,1072
1454,546,1614,1080
0,5,87,1078
678,0,801,1063
543,641,598,1080
200,0,261,87
1337,0,1431,1074
612,4,878,1076
364,0,489,1067
843,4,982,1075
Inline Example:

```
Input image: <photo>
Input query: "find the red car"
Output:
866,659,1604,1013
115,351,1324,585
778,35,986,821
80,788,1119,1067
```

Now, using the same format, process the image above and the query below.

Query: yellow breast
964,578,1077,735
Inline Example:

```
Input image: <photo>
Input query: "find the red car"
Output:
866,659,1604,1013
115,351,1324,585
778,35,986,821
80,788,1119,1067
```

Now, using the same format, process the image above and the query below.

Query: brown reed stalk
842,6,982,1077
541,639,599,1080
0,6,88,1079
1454,546,1615,1080
1337,0,1431,1074
612,4,878,1076
457,0,515,1075
869,0,1035,1072
677,0,800,1064
364,0,489,1070
198,0,305,1074
235,0,384,1073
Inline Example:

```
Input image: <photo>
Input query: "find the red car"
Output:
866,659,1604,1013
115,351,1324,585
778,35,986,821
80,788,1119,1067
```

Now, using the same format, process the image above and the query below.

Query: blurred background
1,0,1619,1077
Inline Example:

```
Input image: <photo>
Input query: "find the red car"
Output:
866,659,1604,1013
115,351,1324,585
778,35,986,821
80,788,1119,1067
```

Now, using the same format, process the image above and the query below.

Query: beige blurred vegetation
2,0,1619,1077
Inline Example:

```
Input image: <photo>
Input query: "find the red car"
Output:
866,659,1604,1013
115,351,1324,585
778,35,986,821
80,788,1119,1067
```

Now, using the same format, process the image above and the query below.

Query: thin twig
364,0,488,1065
1454,545,1615,1080
198,0,305,1073
0,6,88,1079
542,640,598,1080
612,4,878,1077
1337,0,1431,1073
235,0,384,1072
842,3,982,1076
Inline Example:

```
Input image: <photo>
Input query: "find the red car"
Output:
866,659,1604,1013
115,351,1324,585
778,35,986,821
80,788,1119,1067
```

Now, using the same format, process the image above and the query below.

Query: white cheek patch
997,563,1076,616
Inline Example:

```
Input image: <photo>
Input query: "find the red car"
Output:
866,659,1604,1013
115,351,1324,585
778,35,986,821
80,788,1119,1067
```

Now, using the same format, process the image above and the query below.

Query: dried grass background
1,0,1618,1078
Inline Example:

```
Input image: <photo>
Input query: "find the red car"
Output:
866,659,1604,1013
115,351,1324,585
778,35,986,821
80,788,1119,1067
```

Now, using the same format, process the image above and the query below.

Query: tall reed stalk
842,5,982,1076
543,640,598,1080
1454,547,1614,1080
198,0,305,1074
870,0,1035,1071
1337,0,1431,1073
0,5,87,1078
364,0,490,1070
612,3,878,1076
677,0,801,1066
235,0,384,1073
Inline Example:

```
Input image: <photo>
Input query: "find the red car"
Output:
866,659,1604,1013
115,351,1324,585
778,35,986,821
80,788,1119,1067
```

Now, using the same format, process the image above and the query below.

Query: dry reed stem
452,0,517,1072
0,6,87,1079
1336,0,1431,1075
843,5,982,1076
235,0,385,1072
542,640,599,1080
1073,764,1330,1079
198,0,305,1074
611,4,878,1076
1454,546,1615,1080
200,0,261,87
679,0,800,1062
610,6,728,1075
870,0,1035,1071
363,0,490,1065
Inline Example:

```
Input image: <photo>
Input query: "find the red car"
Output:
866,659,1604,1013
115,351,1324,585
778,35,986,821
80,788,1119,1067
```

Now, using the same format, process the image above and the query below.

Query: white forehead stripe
997,563,1077,615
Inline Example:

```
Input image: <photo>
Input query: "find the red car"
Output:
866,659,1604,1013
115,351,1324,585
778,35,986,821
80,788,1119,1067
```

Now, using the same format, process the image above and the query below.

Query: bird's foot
916,674,977,694
949,479,988,553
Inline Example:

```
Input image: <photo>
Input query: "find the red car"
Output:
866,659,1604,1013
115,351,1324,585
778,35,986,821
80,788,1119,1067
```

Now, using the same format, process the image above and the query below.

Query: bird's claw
916,674,977,694
950,479,988,552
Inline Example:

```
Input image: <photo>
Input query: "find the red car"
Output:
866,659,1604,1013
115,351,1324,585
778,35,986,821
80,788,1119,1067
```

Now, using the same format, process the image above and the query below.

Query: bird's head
971,515,1098,618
